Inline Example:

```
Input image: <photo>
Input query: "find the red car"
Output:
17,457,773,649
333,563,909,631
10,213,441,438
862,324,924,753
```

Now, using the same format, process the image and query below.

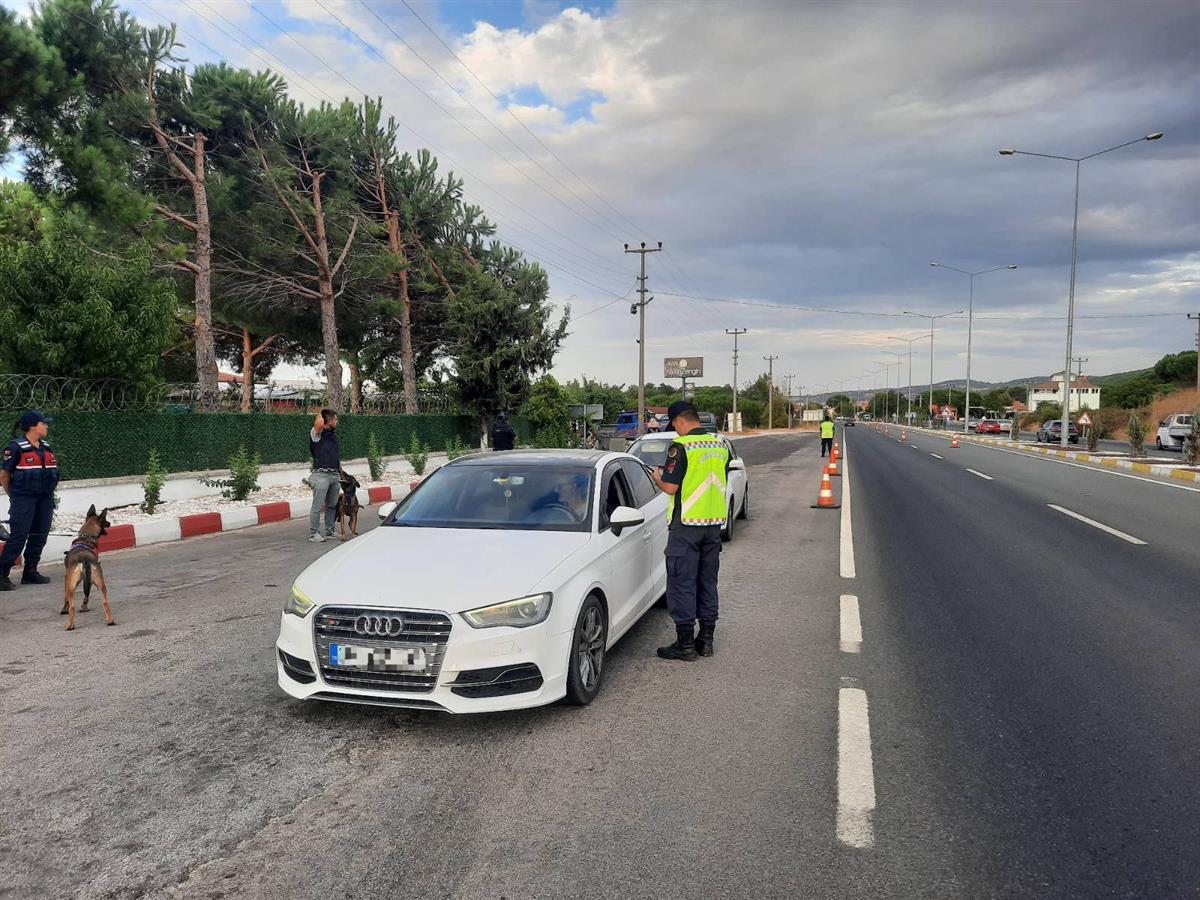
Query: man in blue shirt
309,409,341,543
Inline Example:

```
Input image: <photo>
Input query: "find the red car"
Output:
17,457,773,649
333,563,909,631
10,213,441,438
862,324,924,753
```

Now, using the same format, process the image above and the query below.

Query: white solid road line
930,453,944,459
965,468,994,480
840,594,862,653
840,435,855,578
837,687,877,849
909,444,919,449
1047,503,1148,545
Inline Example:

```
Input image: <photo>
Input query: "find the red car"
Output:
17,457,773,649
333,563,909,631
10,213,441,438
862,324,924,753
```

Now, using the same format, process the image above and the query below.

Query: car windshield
386,465,594,532
629,438,674,467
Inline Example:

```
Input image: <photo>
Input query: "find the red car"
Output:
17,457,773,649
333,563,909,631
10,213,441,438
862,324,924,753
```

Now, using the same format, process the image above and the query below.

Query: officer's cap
666,400,697,422
18,410,53,430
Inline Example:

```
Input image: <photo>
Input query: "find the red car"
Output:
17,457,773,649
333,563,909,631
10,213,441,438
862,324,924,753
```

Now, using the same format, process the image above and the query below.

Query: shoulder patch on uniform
667,445,679,458
2,448,11,460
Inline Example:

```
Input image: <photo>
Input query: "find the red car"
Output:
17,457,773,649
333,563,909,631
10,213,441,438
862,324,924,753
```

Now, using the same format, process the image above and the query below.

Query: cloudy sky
6,0,1199,392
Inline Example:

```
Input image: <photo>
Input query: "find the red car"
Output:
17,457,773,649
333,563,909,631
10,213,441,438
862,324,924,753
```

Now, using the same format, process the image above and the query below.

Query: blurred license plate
330,643,427,672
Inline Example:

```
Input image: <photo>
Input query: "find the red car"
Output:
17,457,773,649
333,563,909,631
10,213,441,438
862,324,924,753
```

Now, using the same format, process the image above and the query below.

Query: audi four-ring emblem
354,614,405,637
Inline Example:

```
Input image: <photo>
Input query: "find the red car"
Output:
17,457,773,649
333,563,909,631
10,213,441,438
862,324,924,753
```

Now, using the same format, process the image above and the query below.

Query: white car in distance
1156,412,1194,451
276,450,669,713
626,431,749,542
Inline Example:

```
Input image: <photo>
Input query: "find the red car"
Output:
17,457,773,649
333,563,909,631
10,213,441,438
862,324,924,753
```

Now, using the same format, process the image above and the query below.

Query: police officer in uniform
491,412,517,451
0,411,59,590
650,400,730,661
820,413,835,457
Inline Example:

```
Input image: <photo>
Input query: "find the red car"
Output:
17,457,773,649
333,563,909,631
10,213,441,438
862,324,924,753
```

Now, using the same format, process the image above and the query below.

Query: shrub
366,432,388,481
406,433,429,476
1185,410,1200,466
141,449,167,514
1127,412,1146,459
202,445,262,501
446,435,470,460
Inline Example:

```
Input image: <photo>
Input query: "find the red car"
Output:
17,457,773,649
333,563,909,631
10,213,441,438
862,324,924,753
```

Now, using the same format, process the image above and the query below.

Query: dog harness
68,539,99,558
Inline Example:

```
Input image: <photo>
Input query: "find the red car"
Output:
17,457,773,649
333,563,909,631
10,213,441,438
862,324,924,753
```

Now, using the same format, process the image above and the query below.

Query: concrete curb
905,426,1200,483
0,481,422,567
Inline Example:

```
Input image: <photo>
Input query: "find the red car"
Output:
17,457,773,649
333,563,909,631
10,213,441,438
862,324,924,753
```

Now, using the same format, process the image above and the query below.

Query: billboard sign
664,357,703,378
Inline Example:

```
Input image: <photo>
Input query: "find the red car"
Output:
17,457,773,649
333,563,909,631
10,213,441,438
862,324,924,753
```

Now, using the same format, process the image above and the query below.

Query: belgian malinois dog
335,469,362,540
62,505,115,630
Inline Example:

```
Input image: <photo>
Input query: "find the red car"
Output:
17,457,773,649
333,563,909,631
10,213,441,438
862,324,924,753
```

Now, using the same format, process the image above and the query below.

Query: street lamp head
930,262,941,267
998,148,1016,156
1146,132,1164,141
1007,264,1018,269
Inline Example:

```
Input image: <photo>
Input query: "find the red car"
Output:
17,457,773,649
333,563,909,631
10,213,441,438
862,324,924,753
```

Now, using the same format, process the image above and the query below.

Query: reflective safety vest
666,434,729,526
820,420,835,438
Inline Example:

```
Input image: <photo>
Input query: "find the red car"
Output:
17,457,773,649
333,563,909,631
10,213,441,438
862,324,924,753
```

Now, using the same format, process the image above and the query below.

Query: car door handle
641,529,651,541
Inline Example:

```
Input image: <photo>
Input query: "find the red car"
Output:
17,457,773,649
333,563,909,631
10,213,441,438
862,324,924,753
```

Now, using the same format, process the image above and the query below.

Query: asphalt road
4,428,1196,898
849,424,1200,896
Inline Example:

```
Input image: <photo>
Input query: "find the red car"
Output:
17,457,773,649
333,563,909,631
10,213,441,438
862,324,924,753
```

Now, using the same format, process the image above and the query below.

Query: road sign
665,357,703,378
1078,412,1092,426
568,404,604,421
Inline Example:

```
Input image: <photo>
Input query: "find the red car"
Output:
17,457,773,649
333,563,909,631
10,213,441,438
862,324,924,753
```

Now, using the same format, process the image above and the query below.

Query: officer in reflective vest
820,414,835,457
0,410,59,591
650,400,729,660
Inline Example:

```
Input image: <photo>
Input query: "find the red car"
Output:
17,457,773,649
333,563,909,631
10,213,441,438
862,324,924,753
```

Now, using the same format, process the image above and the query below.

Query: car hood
293,526,593,614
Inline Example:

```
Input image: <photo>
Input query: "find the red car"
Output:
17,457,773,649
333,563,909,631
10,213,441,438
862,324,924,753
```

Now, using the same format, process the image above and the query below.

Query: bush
1035,401,1062,423
1127,412,1146,458
406,433,429,476
524,375,570,448
366,432,388,481
1153,351,1198,384
141,449,167,514
446,435,470,460
202,445,261,501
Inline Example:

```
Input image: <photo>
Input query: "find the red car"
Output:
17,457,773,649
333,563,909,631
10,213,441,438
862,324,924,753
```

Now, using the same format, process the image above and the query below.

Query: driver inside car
530,473,590,522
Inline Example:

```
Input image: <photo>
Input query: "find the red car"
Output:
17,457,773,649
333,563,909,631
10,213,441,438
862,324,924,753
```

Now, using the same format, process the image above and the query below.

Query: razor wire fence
0,373,461,416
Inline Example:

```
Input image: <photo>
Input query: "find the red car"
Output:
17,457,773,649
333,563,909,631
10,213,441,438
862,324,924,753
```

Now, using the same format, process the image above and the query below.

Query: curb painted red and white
0,480,426,566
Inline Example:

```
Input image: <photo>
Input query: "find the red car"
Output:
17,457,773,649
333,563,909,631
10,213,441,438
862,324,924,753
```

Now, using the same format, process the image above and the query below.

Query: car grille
313,606,452,693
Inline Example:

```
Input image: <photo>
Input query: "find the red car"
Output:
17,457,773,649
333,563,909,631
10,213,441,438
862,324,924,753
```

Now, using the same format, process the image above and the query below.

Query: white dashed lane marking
837,687,877,849
840,595,861,653
965,468,994,480
930,453,944,459
1047,504,1147,545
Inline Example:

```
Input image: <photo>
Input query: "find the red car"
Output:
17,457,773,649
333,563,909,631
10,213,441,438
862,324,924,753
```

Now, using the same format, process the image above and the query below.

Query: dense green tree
524,375,571,447
0,238,179,382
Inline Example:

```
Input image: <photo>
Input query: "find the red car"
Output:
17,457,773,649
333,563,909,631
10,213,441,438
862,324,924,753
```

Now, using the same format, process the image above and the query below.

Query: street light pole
931,262,1018,431
888,335,923,424
763,355,778,431
725,328,747,432
999,131,1163,446
903,309,962,429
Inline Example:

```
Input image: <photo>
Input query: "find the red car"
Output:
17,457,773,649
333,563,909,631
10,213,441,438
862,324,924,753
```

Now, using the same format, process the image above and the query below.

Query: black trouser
0,492,54,572
821,437,833,456
664,525,722,627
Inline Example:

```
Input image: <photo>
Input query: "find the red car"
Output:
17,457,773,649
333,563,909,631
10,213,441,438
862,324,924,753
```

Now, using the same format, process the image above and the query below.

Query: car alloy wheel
565,595,607,705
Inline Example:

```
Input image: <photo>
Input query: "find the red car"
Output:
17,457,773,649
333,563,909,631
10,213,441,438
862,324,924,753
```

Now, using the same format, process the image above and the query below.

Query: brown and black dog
62,504,115,630
334,470,362,540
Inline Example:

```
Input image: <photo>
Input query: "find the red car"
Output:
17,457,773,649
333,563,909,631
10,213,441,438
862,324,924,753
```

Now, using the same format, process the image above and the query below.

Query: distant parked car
1036,420,1080,444
844,418,856,427
976,418,1002,434
697,411,719,434
1155,413,1194,451
614,410,659,436
998,418,1013,434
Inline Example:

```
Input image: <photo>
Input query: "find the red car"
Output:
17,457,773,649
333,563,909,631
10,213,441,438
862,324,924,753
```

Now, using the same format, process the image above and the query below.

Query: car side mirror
378,500,397,520
609,506,645,536
728,458,745,471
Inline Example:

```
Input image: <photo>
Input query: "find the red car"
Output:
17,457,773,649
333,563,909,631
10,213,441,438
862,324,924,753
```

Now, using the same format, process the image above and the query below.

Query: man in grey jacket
309,409,341,543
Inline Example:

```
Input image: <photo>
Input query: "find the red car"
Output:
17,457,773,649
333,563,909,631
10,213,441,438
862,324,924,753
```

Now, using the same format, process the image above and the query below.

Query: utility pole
1071,356,1088,416
1189,314,1200,391
726,328,748,432
763,355,778,431
625,241,662,437
784,374,796,429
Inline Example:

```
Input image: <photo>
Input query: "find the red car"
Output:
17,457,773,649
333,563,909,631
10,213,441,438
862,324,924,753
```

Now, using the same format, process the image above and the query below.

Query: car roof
630,430,729,442
450,449,608,467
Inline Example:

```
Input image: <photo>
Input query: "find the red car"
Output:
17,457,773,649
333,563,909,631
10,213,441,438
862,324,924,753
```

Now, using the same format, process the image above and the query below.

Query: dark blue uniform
0,437,60,573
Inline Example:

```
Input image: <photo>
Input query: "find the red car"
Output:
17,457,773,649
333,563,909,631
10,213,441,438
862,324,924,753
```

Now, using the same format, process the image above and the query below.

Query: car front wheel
564,595,607,706
722,500,735,542
737,487,748,520
1157,437,1164,450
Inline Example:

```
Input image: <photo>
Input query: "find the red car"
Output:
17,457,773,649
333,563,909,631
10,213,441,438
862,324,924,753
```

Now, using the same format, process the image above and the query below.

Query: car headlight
461,593,553,629
284,586,316,618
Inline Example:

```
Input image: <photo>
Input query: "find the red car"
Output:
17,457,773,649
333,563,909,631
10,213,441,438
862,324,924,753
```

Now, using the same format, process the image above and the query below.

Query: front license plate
330,643,427,672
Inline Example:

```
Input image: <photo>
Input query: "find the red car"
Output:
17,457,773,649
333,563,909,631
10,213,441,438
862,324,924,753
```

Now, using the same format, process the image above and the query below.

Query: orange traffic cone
900,429,908,441
811,469,840,509
832,441,841,459
825,456,841,476
950,435,959,448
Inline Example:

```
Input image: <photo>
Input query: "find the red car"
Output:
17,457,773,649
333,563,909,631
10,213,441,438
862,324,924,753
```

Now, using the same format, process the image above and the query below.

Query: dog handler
0,410,59,590
309,409,341,543
650,401,729,661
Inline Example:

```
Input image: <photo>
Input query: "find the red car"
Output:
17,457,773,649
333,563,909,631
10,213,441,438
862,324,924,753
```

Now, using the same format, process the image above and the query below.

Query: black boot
21,570,50,585
0,571,12,591
657,624,698,661
695,621,716,657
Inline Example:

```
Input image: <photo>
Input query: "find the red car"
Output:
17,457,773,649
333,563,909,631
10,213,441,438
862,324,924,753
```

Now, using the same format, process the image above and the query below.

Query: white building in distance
1028,372,1101,413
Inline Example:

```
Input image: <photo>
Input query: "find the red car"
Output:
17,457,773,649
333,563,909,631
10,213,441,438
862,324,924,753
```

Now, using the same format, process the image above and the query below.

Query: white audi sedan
276,450,668,713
